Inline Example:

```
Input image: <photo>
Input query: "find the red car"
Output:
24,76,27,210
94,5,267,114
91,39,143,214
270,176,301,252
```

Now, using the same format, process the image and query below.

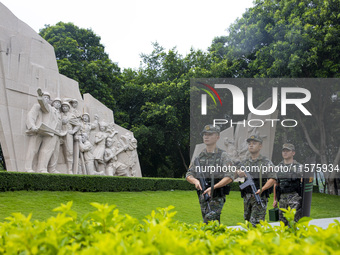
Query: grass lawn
0,190,339,226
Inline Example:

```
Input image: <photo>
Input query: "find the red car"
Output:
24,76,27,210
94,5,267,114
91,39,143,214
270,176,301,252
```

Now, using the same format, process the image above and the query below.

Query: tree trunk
331,145,340,195
178,145,188,170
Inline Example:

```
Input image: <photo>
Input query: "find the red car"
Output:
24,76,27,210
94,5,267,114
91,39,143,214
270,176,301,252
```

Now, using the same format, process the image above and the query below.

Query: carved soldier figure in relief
69,99,81,119
73,113,98,174
237,139,250,162
224,137,238,162
77,133,96,175
111,138,129,176
79,113,98,138
25,90,51,172
103,137,117,176
63,98,81,120
107,122,119,138
93,121,109,172
61,101,79,174
121,132,138,177
68,99,82,174
35,92,66,173
48,98,63,174
25,89,66,173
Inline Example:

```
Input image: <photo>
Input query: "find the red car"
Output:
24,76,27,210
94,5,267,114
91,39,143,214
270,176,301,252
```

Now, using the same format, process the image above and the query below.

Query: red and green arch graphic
198,82,222,106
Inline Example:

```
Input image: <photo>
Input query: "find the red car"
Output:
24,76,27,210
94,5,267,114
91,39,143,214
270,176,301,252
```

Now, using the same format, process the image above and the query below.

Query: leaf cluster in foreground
0,202,339,254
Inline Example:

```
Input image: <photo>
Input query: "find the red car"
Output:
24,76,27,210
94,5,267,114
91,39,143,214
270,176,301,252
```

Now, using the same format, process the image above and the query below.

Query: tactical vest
198,148,230,197
243,174,269,197
277,163,301,194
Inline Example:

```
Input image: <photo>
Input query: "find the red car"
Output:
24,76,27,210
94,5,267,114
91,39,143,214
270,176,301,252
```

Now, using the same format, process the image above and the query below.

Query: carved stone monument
0,3,142,177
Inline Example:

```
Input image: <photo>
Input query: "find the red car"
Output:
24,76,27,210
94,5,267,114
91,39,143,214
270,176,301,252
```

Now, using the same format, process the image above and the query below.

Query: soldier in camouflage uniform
236,135,277,227
273,143,303,225
186,125,234,224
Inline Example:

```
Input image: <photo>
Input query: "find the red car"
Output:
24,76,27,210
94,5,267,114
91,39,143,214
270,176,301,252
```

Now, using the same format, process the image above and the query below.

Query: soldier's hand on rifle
237,170,247,178
255,189,262,195
273,200,278,208
203,187,212,197
186,175,202,191
190,177,202,190
192,179,202,191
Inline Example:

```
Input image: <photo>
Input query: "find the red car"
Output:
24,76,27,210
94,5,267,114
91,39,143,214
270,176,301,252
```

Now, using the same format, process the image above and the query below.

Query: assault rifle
240,171,265,208
194,157,212,212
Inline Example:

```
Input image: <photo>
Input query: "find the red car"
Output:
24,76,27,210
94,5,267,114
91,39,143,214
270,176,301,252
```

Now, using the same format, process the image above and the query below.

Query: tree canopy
30,0,340,193
210,0,340,78
39,22,120,109
208,0,340,193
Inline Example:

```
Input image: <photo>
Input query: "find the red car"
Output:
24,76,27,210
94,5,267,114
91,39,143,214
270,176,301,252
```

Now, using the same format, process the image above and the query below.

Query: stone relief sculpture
0,3,142,177
22,89,140,176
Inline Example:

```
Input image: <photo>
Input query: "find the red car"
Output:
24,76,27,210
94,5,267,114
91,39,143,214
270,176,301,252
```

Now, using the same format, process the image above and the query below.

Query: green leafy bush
0,203,339,254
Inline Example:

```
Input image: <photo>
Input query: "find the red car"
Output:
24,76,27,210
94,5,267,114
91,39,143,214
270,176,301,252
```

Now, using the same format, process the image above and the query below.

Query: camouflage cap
201,124,220,136
246,134,263,143
282,143,295,151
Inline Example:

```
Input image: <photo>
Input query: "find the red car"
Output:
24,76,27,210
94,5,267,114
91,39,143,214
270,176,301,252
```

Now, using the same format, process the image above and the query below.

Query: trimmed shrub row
0,172,190,192
0,171,242,192
0,171,317,193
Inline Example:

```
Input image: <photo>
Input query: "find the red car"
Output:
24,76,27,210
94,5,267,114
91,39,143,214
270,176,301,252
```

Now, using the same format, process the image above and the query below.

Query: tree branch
297,114,320,155
331,145,340,180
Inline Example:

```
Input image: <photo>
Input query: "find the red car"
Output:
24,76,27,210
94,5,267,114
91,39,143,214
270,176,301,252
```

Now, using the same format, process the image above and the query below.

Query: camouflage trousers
279,192,302,225
199,194,226,224
243,193,268,227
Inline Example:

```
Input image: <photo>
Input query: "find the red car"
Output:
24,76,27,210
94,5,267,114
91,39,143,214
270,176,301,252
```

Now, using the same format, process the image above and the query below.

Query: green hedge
0,171,317,193
0,172,187,192
0,171,241,192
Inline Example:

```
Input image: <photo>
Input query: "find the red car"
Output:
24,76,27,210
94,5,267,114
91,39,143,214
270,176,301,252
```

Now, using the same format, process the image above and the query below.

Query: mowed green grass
0,191,339,226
